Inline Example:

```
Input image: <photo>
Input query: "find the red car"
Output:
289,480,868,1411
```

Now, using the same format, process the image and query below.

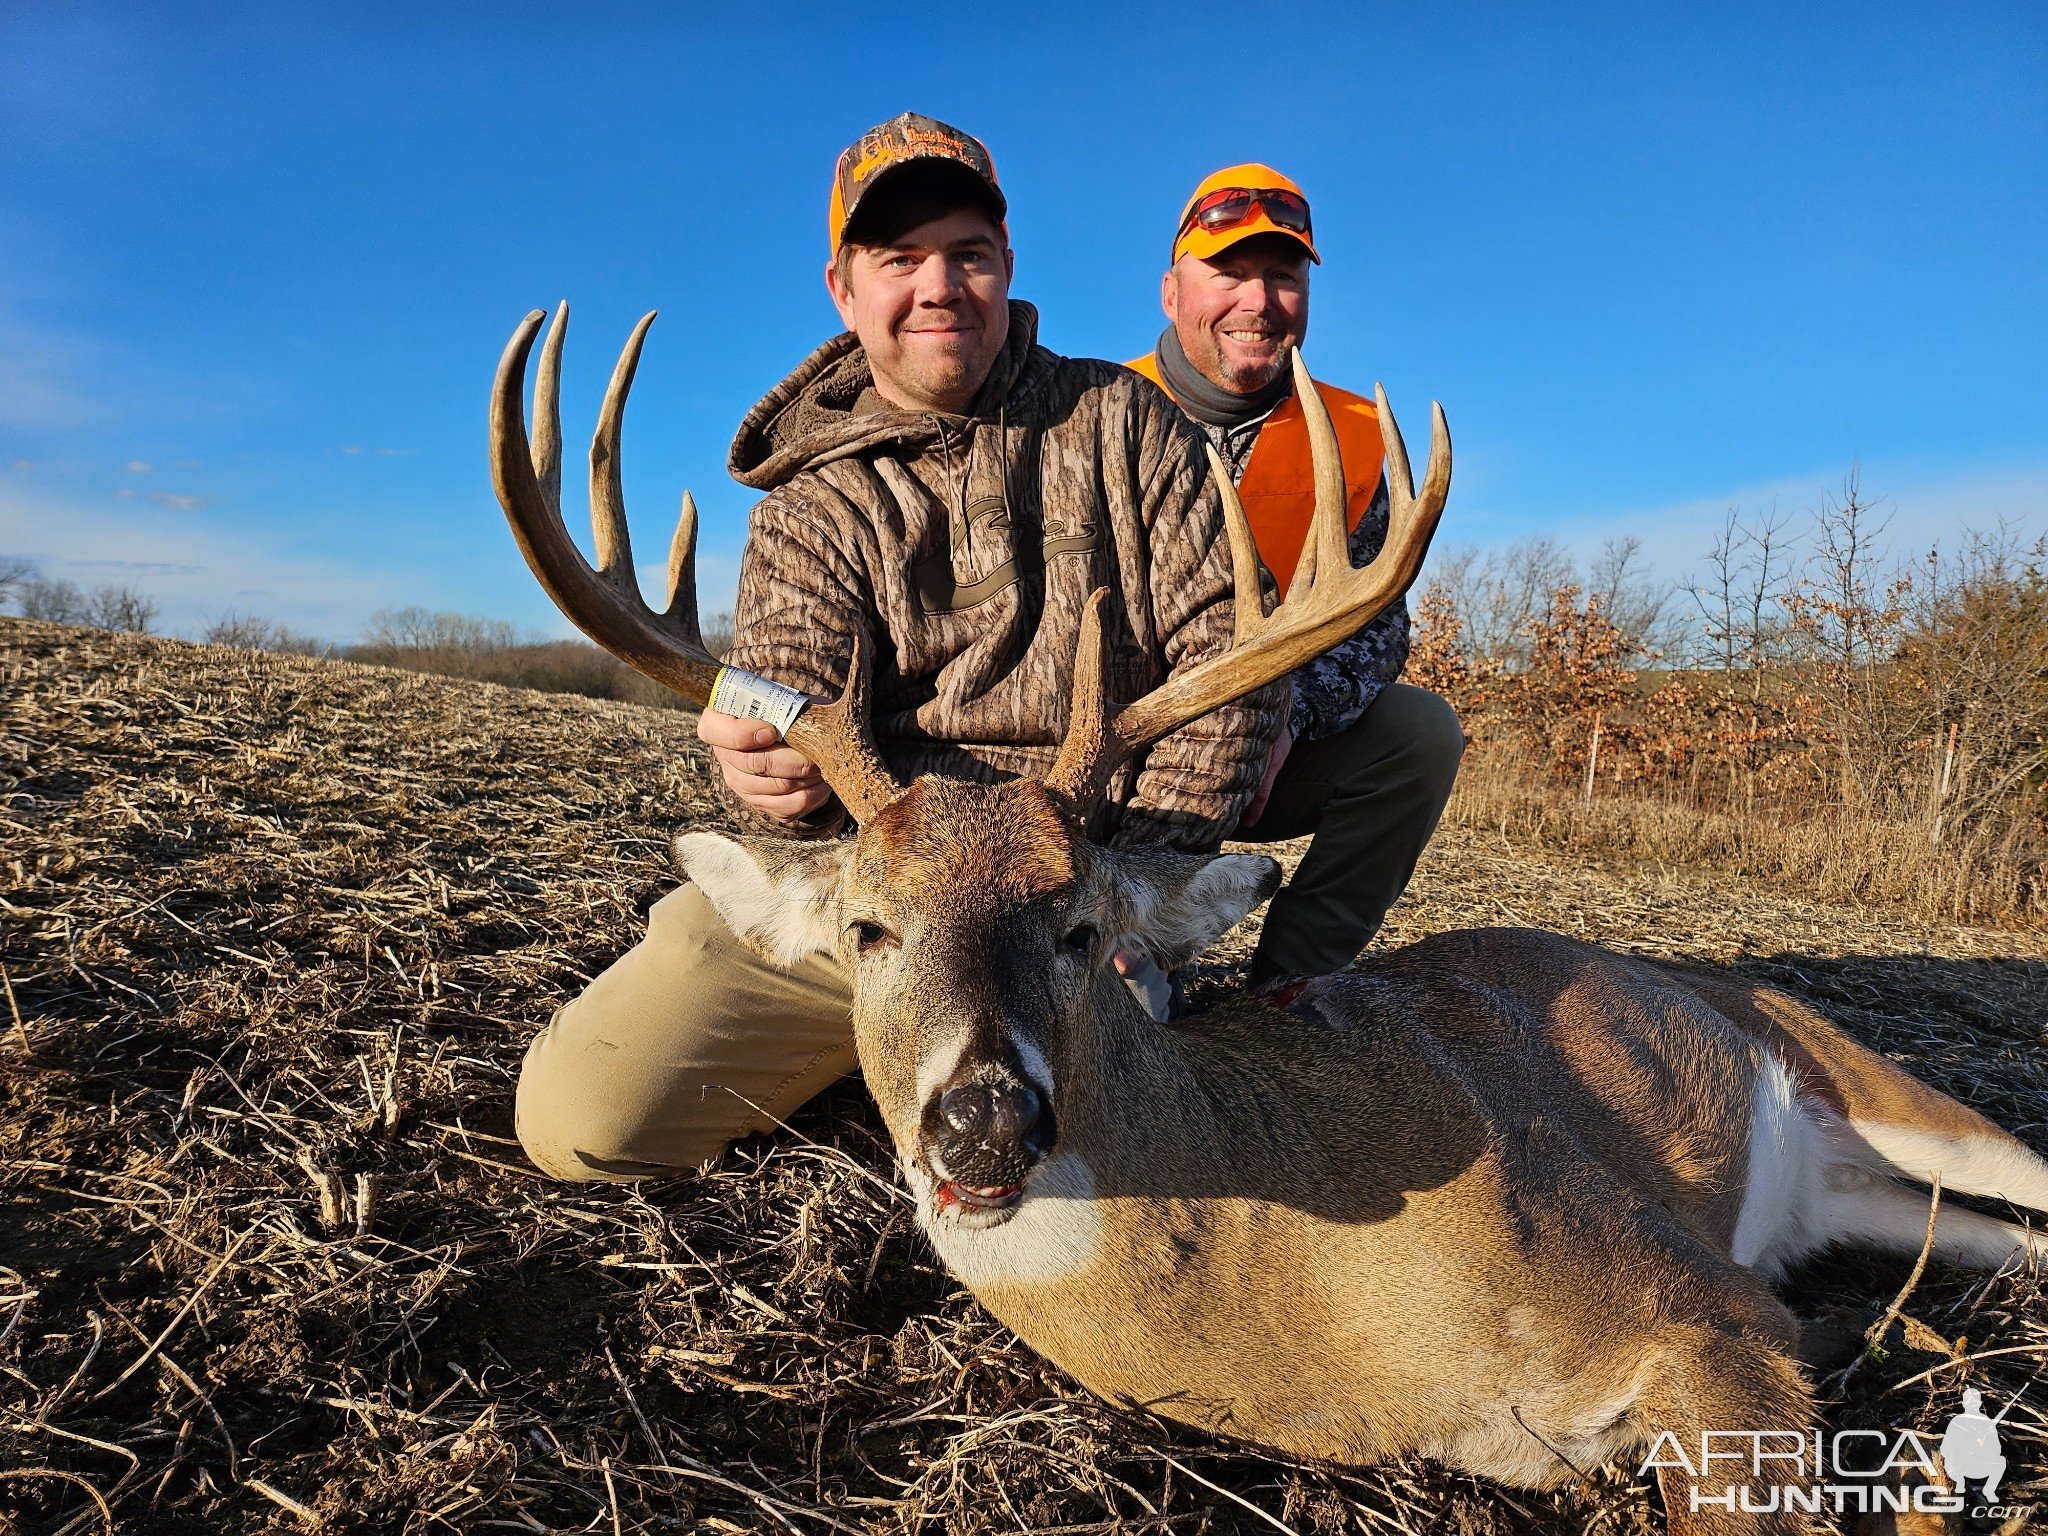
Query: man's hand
1238,721,1293,829
1113,942,1176,1021
697,708,832,823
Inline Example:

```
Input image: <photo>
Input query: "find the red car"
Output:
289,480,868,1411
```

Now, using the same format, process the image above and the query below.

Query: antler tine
1045,372,1451,818
492,307,722,706
1044,590,1113,808
532,300,566,511
590,312,655,591
663,490,701,630
1205,443,1267,648
1376,382,1452,553
490,306,907,825
797,624,908,825
1296,348,1351,606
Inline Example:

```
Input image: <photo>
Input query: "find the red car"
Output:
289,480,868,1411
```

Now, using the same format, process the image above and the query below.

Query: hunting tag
709,666,808,737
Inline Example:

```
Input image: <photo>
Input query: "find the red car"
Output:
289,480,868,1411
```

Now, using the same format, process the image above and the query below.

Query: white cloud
0,482,396,642
124,459,151,473
10,460,31,473
145,491,212,511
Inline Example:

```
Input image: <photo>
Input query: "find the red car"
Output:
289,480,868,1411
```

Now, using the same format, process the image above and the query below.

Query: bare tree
84,584,158,633
1430,537,1577,669
18,576,90,624
1586,535,1675,660
203,611,328,655
0,556,35,608
360,606,523,653
1784,470,1911,808
1688,502,1794,696
10,571,160,631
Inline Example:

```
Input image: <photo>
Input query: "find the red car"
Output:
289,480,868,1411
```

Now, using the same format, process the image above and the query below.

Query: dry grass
1441,754,2048,931
3,615,2045,1535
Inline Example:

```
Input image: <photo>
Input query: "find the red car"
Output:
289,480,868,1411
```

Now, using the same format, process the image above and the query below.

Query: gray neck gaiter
1152,326,1292,429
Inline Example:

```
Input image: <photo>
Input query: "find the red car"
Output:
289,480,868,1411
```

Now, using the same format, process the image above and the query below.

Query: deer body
489,308,2048,1532
676,780,2048,1529
925,927,2048,1478
922,938,1785,1480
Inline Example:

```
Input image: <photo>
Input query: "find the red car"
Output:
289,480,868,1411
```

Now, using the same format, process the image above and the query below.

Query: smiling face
825,206,1014,415
1162,233,1311,395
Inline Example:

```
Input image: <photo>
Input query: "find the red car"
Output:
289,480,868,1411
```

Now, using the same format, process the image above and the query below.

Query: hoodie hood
728,301,1050,491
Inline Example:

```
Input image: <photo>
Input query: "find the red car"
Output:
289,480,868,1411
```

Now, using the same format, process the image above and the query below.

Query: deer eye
848,919,896,954
1061,924,1096,956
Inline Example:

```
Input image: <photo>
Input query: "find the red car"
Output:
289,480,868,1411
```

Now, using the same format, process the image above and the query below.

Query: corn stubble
2,616,2043,1534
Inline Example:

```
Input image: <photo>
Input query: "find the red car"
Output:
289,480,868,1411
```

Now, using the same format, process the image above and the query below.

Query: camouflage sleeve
710,485,862,840
1285,476,1410,743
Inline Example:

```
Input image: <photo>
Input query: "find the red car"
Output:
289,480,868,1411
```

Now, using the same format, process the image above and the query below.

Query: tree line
0,556,728,712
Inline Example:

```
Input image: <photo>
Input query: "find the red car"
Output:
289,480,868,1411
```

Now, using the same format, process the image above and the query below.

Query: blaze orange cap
1172,162,1320,265
829,112,1006,257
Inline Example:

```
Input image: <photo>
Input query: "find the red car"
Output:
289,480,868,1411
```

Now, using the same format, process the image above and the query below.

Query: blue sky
2,2,2043,641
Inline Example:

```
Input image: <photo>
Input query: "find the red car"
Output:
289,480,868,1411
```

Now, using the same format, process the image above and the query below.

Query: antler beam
489,304,905,824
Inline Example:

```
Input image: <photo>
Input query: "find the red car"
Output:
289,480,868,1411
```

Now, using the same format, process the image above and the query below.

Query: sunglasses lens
1183,188,1312,243
1194,190,1254,231
1260,191,1311,233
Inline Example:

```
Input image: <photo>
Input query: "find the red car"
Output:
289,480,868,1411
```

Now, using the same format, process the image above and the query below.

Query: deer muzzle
920,1066,1056,1212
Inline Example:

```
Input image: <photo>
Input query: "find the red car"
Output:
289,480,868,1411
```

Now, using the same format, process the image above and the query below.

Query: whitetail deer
492,305,2048,1533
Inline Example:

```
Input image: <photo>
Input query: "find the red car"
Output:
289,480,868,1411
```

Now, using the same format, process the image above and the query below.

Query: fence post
1583,711,1603,807
1930,720,1960,847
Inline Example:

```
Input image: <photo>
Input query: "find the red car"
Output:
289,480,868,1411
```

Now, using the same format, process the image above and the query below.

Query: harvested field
3,614,2044,1535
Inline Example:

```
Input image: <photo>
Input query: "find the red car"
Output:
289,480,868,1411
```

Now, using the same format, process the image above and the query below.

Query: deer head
672,778,1285,1220
489,303,1449,1225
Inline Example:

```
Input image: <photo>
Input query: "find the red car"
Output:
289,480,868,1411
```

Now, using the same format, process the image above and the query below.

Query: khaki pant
515,683,1463,1182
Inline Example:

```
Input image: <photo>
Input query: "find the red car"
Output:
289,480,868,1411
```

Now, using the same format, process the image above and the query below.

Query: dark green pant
1235,682,1465,981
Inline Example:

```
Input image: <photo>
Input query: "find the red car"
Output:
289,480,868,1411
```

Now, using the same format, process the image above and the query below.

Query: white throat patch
914,1150,1102,1289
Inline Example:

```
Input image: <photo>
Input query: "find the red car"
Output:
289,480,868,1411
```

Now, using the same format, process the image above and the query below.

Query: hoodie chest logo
914,495,1101,615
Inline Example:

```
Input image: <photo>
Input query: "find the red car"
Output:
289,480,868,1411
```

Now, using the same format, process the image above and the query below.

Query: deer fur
677,776,2048,1536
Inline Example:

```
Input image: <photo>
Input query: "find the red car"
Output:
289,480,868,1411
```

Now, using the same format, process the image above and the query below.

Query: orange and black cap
829,112,1006,256
1172,162,1320,265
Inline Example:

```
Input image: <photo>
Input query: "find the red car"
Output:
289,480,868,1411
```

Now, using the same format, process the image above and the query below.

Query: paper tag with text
708,666,809,737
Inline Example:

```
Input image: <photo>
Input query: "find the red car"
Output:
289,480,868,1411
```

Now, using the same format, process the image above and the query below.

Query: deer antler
1046,348,1451,814
490,304,905,823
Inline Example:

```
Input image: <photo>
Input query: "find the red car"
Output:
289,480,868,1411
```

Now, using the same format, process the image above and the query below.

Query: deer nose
924,1077,1054,1187
939,1079,1040,1141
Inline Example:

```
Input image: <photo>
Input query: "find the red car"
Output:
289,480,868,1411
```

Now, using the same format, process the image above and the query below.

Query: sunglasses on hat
1177,186,1313,241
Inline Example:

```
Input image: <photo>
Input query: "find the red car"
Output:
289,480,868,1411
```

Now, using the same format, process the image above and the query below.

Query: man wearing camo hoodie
516,114,1286,1181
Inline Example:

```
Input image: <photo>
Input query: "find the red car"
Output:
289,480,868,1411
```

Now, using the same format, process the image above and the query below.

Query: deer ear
672,832,851,967
1122,852,1283,969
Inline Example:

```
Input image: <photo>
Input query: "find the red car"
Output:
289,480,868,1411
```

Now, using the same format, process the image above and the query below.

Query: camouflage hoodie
720,301,1284,852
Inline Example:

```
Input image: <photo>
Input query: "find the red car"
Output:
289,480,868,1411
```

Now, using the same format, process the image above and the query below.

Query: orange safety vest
1126,352,1385,599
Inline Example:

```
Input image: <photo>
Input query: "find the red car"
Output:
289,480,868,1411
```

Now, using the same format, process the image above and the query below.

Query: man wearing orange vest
1128,164,1465,982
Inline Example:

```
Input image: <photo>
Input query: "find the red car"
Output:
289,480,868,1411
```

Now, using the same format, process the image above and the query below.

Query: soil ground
3,618,2043,1534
